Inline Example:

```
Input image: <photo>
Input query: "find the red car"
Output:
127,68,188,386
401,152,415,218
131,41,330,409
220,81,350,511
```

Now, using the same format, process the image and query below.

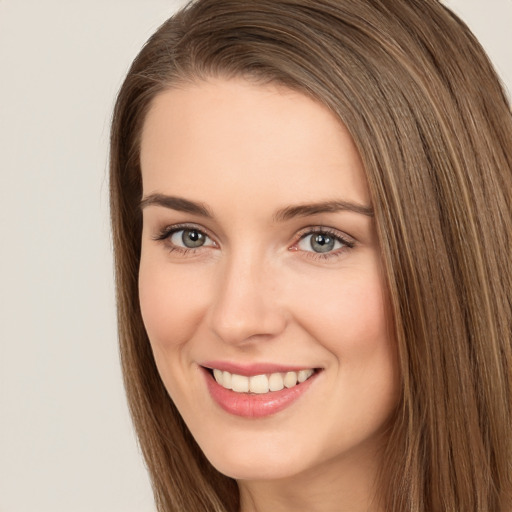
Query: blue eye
297,230,351,254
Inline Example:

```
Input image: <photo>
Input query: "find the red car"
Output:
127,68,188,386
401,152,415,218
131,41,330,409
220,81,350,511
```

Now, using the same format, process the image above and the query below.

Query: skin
138,78,400,512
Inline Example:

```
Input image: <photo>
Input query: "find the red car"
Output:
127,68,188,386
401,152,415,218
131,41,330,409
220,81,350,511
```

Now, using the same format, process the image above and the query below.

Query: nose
208,252,287,345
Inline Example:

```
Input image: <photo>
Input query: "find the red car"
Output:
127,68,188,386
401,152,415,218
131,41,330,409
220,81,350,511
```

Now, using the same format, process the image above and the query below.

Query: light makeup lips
201,362,321,418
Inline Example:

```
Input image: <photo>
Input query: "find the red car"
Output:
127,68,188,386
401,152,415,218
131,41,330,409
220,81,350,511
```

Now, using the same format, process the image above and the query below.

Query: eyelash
152,223,216,256
153,223,355,260
292,227,355,261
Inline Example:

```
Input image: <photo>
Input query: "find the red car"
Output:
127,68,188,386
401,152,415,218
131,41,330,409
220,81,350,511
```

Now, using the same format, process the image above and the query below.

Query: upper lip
201,361,318,376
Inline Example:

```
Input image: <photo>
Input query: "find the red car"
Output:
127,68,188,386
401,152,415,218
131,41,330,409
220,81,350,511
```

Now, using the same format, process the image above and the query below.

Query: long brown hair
110,1,512,510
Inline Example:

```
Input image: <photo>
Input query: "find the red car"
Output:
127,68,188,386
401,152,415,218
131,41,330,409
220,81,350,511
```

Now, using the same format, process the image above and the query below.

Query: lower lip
203,368,318,418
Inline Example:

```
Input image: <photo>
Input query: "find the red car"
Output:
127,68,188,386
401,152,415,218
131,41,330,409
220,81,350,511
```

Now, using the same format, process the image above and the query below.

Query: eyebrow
140,193,373,220
140,193,213,217
273,200,374,222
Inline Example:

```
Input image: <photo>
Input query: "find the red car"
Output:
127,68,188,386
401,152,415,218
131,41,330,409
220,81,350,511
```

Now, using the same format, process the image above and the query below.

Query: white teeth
249,374,269,394
269,373,284,391
298,369,314,383
211,368,316,394
213,368,223,386
213,369,223,385
231,373,249,392
284,371,298,388
222,370,232,390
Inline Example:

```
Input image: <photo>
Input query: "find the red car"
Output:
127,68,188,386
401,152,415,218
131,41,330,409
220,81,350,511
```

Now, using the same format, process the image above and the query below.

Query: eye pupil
311,233,335,253
182,229,205,248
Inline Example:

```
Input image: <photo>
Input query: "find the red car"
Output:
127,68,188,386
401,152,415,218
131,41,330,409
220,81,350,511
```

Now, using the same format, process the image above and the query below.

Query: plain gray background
0,1,510,511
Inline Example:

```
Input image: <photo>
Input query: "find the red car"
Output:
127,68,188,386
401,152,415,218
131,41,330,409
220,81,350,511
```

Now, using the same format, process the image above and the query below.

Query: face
138,78,399,484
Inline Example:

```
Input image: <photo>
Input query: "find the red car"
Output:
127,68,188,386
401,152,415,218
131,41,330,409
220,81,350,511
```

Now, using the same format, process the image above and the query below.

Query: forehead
140,78,370,210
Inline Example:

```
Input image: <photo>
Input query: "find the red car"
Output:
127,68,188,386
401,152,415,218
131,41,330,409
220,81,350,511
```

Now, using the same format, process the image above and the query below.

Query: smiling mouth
208,368,317,394
202,365,321,417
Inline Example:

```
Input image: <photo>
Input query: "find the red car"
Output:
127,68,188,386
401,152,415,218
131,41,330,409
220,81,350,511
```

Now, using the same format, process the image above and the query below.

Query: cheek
138,258,208,352
138,258,214,407
289,261,399,415
290,263,392,356
290,268,399,442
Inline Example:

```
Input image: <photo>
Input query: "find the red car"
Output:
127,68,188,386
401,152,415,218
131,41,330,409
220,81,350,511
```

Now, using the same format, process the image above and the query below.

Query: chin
211,455,303,481
197,431,316,481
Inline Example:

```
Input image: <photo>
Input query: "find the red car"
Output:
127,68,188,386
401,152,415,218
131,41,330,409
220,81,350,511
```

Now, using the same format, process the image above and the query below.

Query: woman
110,0,512,510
